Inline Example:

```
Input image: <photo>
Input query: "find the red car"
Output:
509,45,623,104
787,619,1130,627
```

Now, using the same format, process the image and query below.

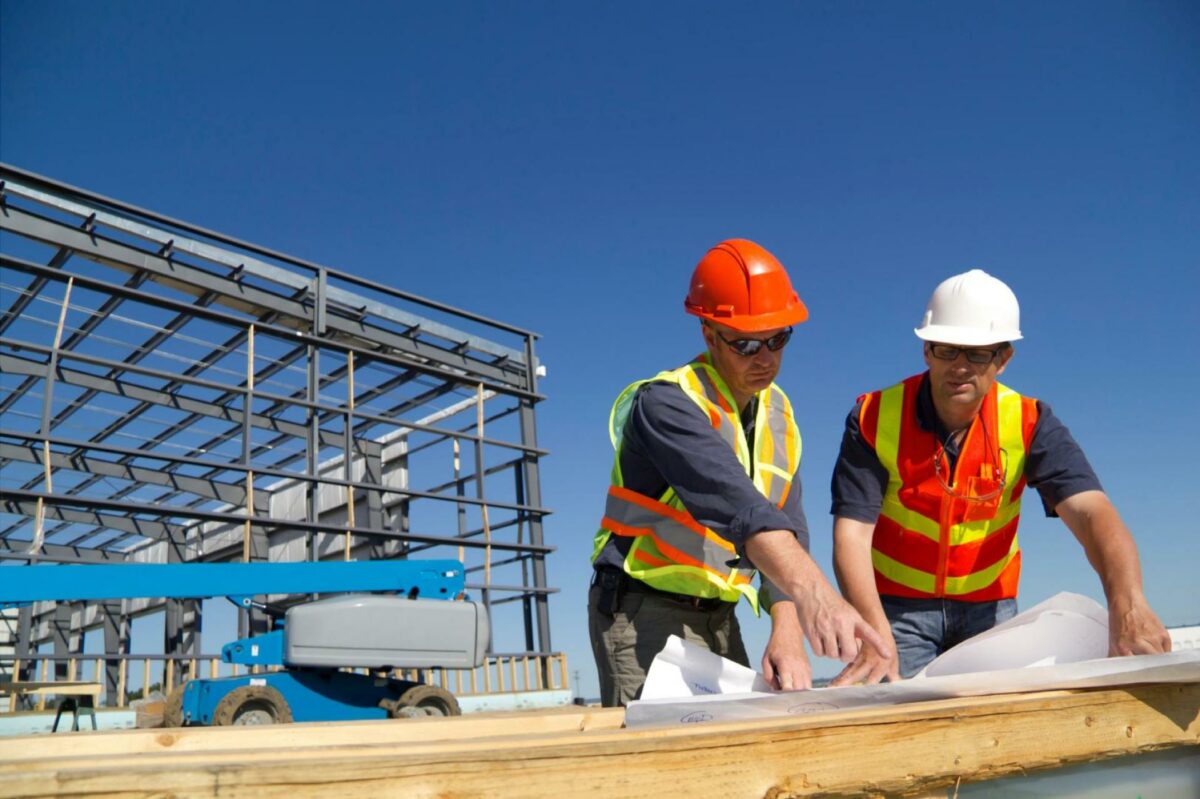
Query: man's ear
995,344,1015,375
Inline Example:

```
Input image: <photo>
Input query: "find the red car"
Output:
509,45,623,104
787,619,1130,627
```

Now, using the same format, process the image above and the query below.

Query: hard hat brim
914,324,1022,347
686,302,809,333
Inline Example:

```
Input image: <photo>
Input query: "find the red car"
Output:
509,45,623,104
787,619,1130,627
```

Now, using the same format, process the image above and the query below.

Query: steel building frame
0,163,555,697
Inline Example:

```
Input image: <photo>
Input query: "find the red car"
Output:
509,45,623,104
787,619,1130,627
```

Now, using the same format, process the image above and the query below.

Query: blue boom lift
0,560,489,725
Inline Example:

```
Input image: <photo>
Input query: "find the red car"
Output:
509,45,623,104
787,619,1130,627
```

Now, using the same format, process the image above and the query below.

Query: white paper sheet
916,591,1109,677
626,592,1200,727
640,634,773,699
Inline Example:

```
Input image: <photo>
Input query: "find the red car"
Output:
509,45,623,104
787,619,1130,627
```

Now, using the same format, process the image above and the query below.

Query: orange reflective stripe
858,390,880,449
632,548,672,568
683,365,734,417
603,516,711,573
607,485,737,553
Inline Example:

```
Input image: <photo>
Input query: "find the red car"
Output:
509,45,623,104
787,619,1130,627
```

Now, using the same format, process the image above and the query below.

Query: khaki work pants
587,583,749,708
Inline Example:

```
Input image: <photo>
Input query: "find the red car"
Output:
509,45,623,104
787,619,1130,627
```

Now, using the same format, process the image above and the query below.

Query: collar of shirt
741,395,758,444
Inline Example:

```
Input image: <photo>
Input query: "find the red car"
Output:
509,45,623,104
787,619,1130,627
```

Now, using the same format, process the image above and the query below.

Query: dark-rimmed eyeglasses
928,343,1005,365
710,326,793,357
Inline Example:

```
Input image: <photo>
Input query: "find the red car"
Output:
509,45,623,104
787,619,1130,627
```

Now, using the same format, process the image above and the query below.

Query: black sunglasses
927,343,1005,364
711,326,793,357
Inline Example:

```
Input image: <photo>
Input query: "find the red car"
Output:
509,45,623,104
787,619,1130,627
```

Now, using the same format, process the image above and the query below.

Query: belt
593,568,730,612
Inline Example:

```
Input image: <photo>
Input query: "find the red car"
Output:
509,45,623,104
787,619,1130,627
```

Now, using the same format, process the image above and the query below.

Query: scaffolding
0,163,555,701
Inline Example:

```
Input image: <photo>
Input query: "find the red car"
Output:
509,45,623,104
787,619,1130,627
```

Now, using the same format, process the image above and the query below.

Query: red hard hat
684,239,809,332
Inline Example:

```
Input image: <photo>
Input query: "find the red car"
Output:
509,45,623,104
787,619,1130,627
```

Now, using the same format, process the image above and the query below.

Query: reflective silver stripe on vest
688,367,741,451
762,385,794,505
603,491,735,574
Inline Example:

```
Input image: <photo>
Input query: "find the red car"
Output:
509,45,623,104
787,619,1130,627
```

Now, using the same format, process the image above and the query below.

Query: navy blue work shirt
593,380,810,607
831,373,1103,523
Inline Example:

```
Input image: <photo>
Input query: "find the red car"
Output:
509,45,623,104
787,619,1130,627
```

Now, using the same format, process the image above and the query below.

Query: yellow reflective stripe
879,497,941,541
591,527,613,562
874,383,904,494
697,367,752,466
871,549,935,594
946,385,1027,545
679,366,748,463
875,380,943,540
757,396,776,500
767,385,801,472
995,382,1027,508
757,462,794,482
608,379,645,450
948,500,1022,545
756,386,801,505
624,551,728,597
943,534,1020,595
622,554,760,613
693,360,740,415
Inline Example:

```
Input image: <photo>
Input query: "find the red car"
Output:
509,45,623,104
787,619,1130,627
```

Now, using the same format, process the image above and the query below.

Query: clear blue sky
3,1,1197,697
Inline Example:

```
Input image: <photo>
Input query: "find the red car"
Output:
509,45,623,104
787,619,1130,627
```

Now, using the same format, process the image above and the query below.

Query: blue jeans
881,596,1018,678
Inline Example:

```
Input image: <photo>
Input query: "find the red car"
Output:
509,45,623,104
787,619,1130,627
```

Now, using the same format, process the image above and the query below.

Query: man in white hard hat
828,269,1171,683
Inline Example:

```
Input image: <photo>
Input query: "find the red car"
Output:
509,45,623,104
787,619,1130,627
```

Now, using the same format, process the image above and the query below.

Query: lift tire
389,685,460,718
163,684,187,727
212,685,293,726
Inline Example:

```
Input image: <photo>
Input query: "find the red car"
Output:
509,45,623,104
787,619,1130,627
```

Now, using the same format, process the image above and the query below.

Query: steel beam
0,442,253,508
0,351,343,450
5,489,553,555
0,206,530,388
1,499,182,543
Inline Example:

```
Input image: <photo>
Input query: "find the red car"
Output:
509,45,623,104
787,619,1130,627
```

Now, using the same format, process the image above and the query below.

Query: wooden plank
36,661,48,711
3,683,1197,798
117,660,127,707
0,681,102,698
0,705,624,761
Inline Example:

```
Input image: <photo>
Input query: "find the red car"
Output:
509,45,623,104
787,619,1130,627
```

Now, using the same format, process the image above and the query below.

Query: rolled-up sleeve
1025,401,1104,516
755,477,810,610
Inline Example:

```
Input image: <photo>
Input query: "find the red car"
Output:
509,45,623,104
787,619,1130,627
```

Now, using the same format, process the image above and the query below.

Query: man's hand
1109,594,1172,657
829,515,898,683
829,621,899,686
744,529,891,664
762,601,812,691
791,576,890,663
1055,491,1172,658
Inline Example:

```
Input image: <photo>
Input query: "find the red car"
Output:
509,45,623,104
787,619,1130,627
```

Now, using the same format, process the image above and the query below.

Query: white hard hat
914,269,1023,346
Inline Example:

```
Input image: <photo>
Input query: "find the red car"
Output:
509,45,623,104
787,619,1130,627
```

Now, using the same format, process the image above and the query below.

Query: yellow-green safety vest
592,354,802,614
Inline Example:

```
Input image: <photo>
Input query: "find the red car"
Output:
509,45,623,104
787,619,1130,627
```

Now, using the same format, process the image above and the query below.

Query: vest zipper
936,445,951,597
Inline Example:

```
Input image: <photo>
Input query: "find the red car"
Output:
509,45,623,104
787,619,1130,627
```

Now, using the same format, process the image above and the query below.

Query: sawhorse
0,681,102,731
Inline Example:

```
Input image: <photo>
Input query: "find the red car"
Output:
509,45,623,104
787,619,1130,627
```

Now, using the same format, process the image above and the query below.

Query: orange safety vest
859,373,1039,601
592,354,802,614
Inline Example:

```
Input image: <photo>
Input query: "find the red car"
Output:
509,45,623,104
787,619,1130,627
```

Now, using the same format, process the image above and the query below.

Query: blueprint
627,592,1200,727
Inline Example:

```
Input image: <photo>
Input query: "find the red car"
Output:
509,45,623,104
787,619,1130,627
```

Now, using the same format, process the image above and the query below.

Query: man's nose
948,351,977,370
752,345,777,365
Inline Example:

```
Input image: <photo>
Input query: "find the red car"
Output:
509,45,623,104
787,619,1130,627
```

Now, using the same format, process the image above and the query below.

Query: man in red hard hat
829,269,1171,685
589,239,888,707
